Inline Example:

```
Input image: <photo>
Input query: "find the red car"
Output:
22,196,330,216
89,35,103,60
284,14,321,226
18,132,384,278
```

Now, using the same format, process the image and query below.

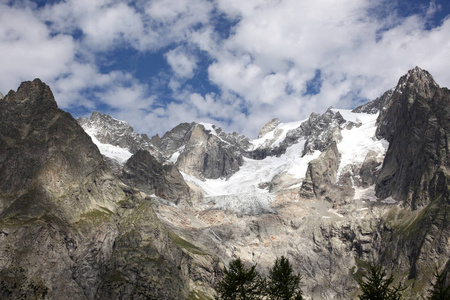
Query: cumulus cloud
165,47,198,79
0,0,449,138
0,3,74,92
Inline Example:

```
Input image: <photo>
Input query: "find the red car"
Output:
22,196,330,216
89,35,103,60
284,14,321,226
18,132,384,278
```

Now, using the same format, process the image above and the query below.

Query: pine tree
267,256,303,300
357,263,404,300
428,268,450,300
217,258,265,300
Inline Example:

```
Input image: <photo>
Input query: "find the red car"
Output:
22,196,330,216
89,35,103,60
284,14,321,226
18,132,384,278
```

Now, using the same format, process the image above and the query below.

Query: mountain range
0,66,448,299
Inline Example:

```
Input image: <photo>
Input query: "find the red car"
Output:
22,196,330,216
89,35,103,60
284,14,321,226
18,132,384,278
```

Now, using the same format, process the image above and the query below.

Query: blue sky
1,0,449,137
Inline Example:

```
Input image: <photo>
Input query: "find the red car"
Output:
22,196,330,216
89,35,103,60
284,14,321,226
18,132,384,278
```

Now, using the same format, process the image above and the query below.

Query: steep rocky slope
152,122,246,179
117,149,192,206
1,67,448,299
0,79,222,299
78,111,163,171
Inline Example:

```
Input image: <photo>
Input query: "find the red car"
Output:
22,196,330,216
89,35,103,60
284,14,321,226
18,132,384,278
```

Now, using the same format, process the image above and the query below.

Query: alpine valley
0,67,448,299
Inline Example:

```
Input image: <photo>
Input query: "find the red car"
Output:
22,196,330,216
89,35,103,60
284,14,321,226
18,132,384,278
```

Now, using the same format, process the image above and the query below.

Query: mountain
78,111,163,171
0,79,222,299
0,67,448,299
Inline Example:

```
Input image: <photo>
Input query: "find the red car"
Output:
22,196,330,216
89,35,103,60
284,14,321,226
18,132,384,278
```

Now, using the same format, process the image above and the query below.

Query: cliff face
376,67,450,209
118,149,192,206
373,68,450,294
0,79,222,299
155,123,244,179
1,67,449,299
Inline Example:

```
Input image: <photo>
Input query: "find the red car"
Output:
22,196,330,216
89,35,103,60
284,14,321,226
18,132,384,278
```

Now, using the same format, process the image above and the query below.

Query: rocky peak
249,107,347,159
352,88,394,114
394,66,439,98
375,67,450,209
0,78,122,222
154,122,196,155
2,79,57,119
258,118,282,138
78,111,157,154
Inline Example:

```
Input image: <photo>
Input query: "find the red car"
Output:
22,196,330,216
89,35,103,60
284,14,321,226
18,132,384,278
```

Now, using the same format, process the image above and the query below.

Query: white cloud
0,3,75,93
0,0,449,139
165,47,198,79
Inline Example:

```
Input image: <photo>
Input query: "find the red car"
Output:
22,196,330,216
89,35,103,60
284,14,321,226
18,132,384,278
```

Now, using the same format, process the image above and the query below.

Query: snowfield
83,127,133,164
182,110,389,214
81,109,390,215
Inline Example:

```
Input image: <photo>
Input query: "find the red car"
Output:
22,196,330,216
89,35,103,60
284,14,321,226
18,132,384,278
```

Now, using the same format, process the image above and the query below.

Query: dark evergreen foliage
217,258,265,300
267,256,303,300
428,268,450,300
357,263,404,300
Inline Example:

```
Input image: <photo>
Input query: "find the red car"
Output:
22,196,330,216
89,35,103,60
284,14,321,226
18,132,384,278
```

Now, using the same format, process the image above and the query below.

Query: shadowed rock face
0,79,222,299
155,123,244,179
0,79,121,222
118,149,191,205
300,142,341,201
375,67,450,209
0,79,124,299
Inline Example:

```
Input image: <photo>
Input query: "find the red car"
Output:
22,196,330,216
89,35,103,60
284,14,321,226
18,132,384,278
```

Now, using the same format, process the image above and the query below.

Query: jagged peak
258,118,281,138
395,66,439,94
89,111,128,125
5,78,57,110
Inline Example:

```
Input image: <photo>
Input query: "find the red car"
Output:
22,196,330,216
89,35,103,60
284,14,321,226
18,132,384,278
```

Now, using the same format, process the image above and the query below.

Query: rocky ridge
78,111,163,171
0,67,448,299
90,67,448,299
0,80,222,299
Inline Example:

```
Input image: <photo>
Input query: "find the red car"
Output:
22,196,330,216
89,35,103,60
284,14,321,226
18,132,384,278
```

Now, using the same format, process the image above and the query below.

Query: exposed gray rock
117,150,191,206
300,142,341,201
258,118,282,138
375,66,450,209
78,111,163,165
0,80,223,299
352,88,394,114
248,107,347,159
156,123,244,179
357,150,382,188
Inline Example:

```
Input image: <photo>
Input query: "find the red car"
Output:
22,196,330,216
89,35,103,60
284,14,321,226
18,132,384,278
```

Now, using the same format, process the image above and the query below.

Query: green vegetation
428,268,450,300
357,262,405,300
217,256,304,300
267,256,303,300
169,231,206,255
217,257,265,300
188,289,213,300
105,270,127,283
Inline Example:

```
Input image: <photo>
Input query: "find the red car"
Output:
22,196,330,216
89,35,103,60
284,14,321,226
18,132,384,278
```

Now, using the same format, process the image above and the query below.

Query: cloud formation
0,0,449,137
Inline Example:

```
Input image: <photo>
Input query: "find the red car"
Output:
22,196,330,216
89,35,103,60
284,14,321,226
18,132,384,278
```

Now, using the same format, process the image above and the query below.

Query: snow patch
381,197,397,204
250,119,305,150
84,127,132,164
334,110,389,180
354,185,377,202
204,194,275,216
181,139,321,216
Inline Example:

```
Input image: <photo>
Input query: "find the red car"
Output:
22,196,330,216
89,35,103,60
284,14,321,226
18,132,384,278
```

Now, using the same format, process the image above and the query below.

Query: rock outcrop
0,79,222,299
300,142,341,201
248,108,347,159
155,123,245,179
375,67,450,209
118,149,192,206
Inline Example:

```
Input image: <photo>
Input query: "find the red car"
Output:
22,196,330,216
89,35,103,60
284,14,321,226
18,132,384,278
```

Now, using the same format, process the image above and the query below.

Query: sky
1,0,449,138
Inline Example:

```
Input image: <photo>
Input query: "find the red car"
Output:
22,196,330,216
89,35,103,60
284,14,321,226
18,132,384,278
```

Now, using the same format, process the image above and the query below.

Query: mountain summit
0,68,448,299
